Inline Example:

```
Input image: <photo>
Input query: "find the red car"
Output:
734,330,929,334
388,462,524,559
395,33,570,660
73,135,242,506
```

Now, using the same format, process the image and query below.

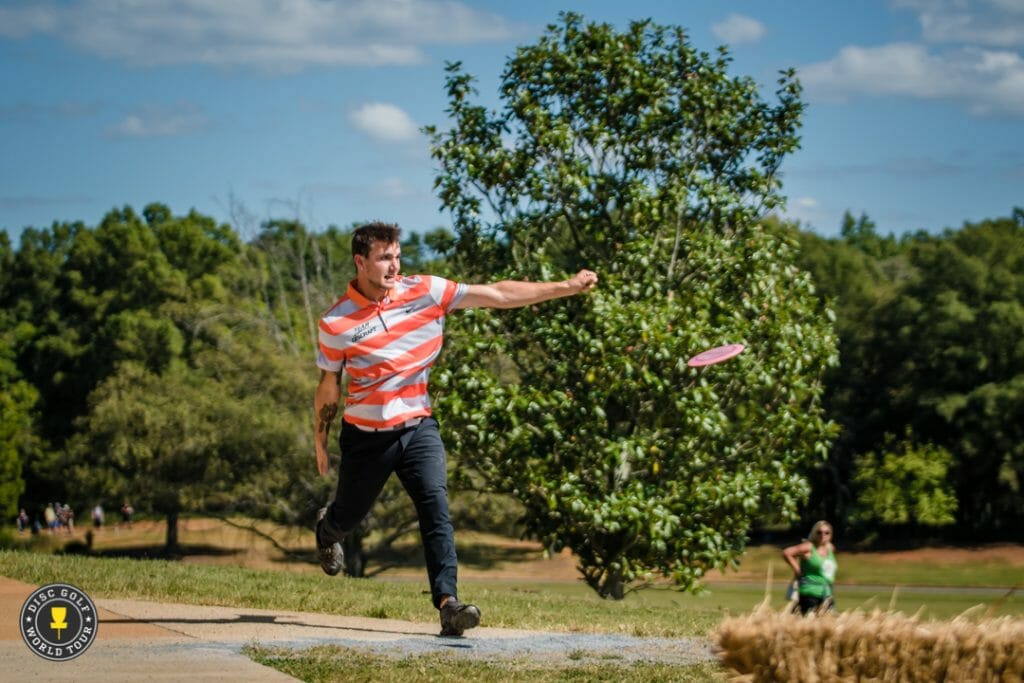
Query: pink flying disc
687,343,746,367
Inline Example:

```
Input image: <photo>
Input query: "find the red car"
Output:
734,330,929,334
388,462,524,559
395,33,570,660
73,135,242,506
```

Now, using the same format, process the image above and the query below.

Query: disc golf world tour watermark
20,583,98,661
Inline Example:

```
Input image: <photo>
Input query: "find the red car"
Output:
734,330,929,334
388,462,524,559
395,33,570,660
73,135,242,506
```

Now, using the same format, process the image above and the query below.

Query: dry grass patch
713,606,1024,682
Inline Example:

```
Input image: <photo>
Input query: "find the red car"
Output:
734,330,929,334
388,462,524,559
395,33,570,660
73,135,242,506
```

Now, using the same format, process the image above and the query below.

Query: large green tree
65,344,310,553
1,205,325,551
427,13,836,597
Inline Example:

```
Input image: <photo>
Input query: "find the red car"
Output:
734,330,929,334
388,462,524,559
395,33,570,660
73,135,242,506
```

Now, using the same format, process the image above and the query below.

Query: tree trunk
598,566,626,600
342,531,366,577
165,510,179,557
585,566,627,599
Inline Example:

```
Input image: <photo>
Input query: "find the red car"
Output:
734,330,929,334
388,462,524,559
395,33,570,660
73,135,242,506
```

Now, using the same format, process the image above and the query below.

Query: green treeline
0,205,351,548
793,209,1024,543
2,203,1022,547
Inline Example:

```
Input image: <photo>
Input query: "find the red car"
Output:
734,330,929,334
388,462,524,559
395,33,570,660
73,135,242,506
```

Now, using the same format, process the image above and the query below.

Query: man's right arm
453,269,597,310
314,370,342,477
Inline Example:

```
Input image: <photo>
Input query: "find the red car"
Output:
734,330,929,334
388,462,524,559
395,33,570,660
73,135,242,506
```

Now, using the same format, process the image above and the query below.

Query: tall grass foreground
713,606,1023,682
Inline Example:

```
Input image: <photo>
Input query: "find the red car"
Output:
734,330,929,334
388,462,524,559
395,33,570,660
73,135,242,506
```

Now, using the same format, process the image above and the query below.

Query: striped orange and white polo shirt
316,275,467,429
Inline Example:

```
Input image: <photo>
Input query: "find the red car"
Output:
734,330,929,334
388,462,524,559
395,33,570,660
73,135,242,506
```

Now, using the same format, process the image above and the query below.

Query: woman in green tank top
782,520,837,615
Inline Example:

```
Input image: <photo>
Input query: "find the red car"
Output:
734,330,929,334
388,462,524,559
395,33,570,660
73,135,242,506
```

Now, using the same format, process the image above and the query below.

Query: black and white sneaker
315,507,343,576
439,597,481,636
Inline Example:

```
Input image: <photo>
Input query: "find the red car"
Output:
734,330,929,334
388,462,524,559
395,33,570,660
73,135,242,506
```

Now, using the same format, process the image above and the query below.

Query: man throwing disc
314,222,597,636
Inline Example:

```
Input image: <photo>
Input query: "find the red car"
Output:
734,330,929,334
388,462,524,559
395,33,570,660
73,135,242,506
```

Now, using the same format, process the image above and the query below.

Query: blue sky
2,0,1022,242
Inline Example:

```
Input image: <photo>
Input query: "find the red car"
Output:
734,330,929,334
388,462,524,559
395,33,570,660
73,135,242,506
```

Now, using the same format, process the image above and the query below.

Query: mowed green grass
0,550,722,636
3,536,1023,683
2,547,1022,628
3,526,1022,628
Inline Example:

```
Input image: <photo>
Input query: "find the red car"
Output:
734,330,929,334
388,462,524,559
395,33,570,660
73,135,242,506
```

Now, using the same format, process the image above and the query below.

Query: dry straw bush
713,604,1024,682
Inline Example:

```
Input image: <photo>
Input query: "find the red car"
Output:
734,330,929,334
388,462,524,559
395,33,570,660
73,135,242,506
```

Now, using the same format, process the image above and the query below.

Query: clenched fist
569,269,598,293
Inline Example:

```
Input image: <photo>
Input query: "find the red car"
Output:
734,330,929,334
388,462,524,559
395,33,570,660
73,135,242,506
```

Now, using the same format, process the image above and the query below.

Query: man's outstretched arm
454,269,598,310
314,370,342,477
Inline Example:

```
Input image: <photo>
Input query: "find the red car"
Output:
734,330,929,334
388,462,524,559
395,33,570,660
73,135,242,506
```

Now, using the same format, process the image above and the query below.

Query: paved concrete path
1,576,297,681
0,577,714,681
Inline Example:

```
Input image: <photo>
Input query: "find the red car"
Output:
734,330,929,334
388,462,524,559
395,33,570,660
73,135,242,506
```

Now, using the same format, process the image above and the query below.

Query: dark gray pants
318,417,457,608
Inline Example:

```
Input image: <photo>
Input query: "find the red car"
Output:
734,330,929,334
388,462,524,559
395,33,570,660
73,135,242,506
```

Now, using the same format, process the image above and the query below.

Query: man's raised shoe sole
315,507,344,577
439,600,481,636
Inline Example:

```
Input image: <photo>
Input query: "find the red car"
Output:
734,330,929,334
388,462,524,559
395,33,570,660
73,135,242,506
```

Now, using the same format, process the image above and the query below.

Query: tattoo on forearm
318,403,338,434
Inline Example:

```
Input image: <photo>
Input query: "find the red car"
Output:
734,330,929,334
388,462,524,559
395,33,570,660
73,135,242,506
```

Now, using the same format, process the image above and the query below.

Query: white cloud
0,5,57,38
895,0,1024,47
376,176,413,198
802,43,948,99
799,1,1024,117
710,13,766,45
105,102,208,138
801,42,1024,116
0,0,522,70
349,102,419,142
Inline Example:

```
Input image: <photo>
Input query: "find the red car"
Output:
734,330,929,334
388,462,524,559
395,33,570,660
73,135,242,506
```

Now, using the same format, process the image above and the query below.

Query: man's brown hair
352,222,401,257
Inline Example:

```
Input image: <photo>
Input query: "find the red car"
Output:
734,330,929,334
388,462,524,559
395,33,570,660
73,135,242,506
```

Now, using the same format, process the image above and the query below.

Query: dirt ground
866,545,1024,565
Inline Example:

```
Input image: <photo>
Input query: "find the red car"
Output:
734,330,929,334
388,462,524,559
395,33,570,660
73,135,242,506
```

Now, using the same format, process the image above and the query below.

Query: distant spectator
60,504,75,534
783,520,838,616
16,509,29,534
92,504,105,530
121,502,134,528
44,504,58,532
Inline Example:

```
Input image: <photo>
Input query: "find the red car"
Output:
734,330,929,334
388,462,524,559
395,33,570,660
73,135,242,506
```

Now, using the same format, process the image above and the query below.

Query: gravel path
269,631,716,666
95,596,717,666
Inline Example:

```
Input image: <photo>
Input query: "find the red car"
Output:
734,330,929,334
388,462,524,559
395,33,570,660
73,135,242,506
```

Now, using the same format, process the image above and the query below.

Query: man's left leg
395,418,480,636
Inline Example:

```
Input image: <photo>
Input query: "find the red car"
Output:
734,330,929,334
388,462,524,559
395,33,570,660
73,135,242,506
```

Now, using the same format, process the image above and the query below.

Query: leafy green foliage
64,352,308,547
428,13,836,597
0,337,36,519
795,210,1024,538
0,236,34,518
853,436,957,526
791,222,912,528
838,211,900,260
0,204,343,549
870,217,1024,535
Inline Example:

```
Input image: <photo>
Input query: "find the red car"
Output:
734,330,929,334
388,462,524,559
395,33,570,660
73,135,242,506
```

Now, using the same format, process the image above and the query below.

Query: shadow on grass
69,543,244,561
268,537,543,577
365,540,539,571
55,519,542,575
